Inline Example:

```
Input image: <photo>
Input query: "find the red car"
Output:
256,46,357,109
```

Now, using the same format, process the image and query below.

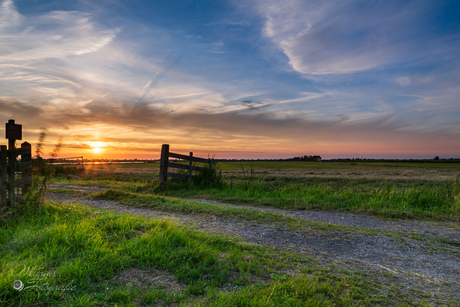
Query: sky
1,0,459,159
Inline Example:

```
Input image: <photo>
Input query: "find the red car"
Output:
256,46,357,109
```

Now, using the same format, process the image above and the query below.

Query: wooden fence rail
159,144,214,183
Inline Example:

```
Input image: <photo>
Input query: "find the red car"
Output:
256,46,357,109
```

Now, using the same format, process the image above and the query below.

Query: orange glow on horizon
21,123,460,161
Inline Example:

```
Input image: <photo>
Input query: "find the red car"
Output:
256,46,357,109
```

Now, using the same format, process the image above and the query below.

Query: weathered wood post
6,119,21,206
159,144,169,183
21,142,32,195
0,145,7,208
188,152,193,183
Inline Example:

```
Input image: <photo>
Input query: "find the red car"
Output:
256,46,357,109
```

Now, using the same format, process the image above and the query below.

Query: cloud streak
253,0,459,75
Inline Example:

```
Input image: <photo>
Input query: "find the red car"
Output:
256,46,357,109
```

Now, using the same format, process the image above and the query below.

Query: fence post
159,144,169,183
21,142,32,195
188,152,193,183
7,143,16,207
0,145,7,208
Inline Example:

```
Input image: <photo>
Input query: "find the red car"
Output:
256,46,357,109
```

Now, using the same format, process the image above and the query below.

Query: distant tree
434,156,440,160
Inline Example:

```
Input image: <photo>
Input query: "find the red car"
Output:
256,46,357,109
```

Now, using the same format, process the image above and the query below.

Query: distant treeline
215,157,460,163
48,157,460,163
322,158,460,163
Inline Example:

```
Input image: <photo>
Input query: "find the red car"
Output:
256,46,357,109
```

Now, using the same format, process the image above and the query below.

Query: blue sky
1,0,459,158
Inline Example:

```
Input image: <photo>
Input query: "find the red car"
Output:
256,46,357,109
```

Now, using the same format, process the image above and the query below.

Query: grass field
1,202,444,306
1,161,459,306
64,161,460,221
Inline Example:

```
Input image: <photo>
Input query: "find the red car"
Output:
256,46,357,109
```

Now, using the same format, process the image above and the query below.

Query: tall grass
52,162,460,220
210,178,460,219
136,174,460,220
191,163,224,189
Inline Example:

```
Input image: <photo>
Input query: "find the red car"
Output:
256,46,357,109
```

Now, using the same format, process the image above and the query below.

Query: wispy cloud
394,77,411,86
252,0,458,75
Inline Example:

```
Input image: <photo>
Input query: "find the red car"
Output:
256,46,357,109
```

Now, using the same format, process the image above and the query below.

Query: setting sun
89,142,105,154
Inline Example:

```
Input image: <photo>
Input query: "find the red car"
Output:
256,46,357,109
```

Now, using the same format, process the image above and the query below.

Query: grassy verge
178,177,460,220
92,189,380,235
52,173,460,221
0,202,294,306
0,202,439,306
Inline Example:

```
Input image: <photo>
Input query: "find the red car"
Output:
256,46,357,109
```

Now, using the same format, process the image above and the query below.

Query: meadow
62,160,460,221
1,160,459,306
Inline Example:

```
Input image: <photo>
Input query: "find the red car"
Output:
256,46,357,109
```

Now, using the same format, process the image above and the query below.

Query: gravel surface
186,198,460,241
47,189,460,303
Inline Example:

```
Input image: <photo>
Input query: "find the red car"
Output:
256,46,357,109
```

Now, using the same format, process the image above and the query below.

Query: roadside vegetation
0,202,438,306
52,161,460,221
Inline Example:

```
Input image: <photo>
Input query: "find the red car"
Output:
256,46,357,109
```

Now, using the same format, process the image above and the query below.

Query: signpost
6,119,22,141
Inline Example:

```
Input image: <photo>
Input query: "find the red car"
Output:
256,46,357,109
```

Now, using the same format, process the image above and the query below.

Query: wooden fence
159,144,214,183
0,142,32,208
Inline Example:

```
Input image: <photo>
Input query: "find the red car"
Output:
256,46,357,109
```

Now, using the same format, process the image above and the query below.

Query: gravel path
186,198,460,241
47,188,460,303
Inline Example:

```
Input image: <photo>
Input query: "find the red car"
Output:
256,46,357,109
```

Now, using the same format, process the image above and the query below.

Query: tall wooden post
0,145,7,208
159,144,169,183
21,142,32,195
7,148,15,206
5,119,22,206
188,152,193,183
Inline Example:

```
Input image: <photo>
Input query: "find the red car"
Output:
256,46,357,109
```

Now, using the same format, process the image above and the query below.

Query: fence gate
0,120,32,208
159,144,214,183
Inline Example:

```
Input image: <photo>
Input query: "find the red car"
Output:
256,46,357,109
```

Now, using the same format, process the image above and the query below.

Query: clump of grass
191,163,224,189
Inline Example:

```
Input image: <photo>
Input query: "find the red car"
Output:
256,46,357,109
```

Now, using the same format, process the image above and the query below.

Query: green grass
0,202,438,306
82,175,459,221
50,158,460,221
0,202,295,306
51,171,460,221
190,178,460,220
52,160,460,221
192,273,438,307
92,189,375,234
209,160,460,171
115,161,460,171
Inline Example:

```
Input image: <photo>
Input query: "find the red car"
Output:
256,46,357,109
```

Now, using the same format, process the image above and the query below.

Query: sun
89,142,105,154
